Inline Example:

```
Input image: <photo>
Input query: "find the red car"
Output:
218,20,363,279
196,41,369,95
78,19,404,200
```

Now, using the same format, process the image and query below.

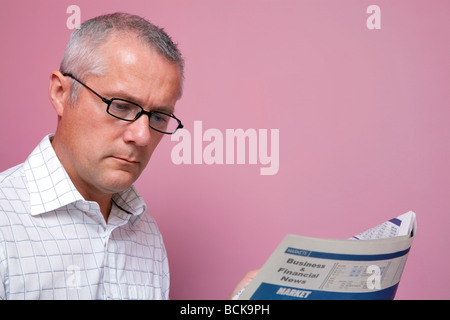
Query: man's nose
123,114,153,146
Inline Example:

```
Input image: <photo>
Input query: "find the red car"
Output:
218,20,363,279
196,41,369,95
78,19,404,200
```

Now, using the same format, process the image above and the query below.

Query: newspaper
237,211,416,300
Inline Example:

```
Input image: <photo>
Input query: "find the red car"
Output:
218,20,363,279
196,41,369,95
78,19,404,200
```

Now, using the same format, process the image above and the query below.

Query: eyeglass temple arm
63,73,112,104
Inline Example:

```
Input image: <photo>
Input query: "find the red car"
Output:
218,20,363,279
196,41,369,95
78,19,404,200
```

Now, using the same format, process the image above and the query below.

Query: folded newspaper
237,211,417,300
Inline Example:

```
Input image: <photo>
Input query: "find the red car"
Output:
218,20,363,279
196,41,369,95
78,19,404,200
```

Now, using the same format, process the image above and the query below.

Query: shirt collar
24,134,147,218
111,187,148,226
111,187,147,217
24,134,83,215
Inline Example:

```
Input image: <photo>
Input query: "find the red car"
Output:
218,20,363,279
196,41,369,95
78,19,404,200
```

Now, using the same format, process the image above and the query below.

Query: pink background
1,0,449,299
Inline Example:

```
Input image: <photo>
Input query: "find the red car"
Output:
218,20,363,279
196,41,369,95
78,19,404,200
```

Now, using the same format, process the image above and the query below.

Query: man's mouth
112,156,139,164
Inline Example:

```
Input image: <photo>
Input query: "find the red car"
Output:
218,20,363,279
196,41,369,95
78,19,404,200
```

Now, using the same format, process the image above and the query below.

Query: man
0,12,184,299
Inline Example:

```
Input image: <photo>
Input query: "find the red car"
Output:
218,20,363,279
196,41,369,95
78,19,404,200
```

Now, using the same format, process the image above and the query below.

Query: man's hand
229,269,260,299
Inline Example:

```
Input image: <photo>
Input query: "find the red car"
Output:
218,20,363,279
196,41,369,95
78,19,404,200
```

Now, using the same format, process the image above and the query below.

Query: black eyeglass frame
63,73,184,134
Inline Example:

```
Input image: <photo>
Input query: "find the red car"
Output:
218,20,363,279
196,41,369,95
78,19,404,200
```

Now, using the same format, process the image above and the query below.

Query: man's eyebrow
109,91,143,105
151,106,175,114
109,92,175,114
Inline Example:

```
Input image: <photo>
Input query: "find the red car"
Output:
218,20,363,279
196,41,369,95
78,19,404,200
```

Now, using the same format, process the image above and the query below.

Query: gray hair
60,12,184,103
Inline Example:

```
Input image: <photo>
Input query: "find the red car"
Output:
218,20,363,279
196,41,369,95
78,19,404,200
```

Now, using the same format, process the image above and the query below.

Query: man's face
54,35,182,199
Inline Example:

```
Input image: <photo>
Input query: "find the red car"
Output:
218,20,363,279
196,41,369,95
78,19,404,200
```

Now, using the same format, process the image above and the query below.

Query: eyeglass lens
108,100,180,134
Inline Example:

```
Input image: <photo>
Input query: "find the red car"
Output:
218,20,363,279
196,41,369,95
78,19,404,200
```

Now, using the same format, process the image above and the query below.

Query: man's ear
49,70,71,117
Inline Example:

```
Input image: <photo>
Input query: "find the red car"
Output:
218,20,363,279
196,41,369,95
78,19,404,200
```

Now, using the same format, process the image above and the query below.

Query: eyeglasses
63,73,183,135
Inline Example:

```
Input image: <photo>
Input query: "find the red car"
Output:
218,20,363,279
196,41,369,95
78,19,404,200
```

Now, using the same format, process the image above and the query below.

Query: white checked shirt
0,135,169,299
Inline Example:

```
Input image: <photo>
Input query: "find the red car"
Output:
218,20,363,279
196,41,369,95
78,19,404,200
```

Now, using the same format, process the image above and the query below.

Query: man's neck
51,135,113,222
94,195,113,222
71,186,113,222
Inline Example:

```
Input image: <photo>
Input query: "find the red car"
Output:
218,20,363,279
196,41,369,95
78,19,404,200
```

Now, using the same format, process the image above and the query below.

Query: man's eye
111,102,132,112
109,101,138,119
152,114,168,122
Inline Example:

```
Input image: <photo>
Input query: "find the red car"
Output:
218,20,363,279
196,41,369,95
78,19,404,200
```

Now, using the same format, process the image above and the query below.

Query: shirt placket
99,209,131,300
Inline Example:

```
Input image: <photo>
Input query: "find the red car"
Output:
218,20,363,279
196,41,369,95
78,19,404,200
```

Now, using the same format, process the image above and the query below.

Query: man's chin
99,173,139,194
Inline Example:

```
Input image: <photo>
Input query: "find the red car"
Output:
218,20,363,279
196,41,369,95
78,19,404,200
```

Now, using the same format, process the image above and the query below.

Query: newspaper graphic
238,211,416,300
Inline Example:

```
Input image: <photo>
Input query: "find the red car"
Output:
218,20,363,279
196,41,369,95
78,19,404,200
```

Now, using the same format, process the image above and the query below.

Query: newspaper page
238,211,416,300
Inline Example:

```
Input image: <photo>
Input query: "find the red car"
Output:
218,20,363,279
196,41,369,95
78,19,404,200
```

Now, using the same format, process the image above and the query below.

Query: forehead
93,34,182,106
